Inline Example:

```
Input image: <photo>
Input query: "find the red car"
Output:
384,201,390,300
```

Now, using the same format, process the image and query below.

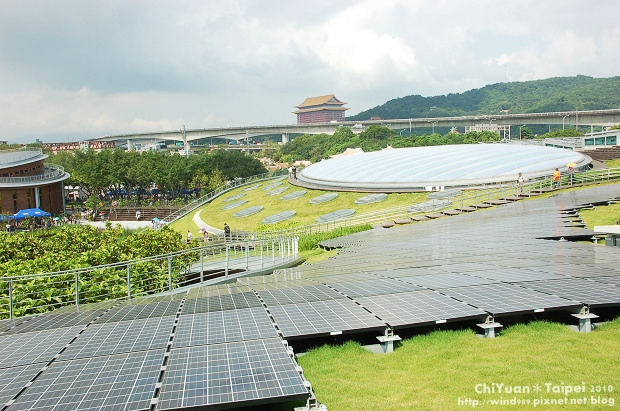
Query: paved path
192,210,223,234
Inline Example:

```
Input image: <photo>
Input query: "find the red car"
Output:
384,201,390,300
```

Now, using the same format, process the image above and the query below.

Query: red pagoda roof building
293,94,349,124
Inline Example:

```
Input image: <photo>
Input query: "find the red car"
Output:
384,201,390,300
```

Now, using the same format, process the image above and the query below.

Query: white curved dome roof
297,143,590,191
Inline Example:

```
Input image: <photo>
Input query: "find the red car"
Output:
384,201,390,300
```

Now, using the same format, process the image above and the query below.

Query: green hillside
348,75,620,120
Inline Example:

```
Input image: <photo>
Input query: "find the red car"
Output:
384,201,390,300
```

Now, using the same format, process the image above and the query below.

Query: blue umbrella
14,208,51,220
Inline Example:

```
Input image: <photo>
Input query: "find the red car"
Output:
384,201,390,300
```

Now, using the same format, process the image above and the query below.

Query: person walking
552,168,561,188
136,210,141,221
517,172,525,193
292,165,297,180
224,223,231,241
187,230,193,244
203,230,209,242
568,166,575,185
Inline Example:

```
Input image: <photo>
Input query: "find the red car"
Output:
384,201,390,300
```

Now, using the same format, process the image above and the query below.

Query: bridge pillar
127,139,134,151
281,133,289,144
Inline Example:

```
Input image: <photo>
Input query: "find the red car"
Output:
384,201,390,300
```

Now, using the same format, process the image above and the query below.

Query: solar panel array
1,184,619,409
1,289,310,410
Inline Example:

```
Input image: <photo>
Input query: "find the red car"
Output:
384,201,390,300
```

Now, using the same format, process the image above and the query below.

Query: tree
207,168,227,192
537,128,584,139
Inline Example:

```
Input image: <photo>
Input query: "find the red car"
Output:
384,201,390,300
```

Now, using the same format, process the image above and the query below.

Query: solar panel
157,338,309,409
516,278,620,307
9,349,165,411
0,310,107,335
356,290,487,328
469,267,563,283
368,266,450,278
436,262,500,273
256,284,345,306
97,300,182,323
60,316,175,360
0,326,83,368
399,272,499,289
593,276,620,287
530,263,614,278
327,277,424,298
182,292,263,314
308,271,378,283
0,364,44,409
188,282,253,297
442,283,582,315
173,307,280,347
268,299,386,338
245,277,318,290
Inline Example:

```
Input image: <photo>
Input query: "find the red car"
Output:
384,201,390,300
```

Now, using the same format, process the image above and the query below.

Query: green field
170,180,428,235
297,318,620,410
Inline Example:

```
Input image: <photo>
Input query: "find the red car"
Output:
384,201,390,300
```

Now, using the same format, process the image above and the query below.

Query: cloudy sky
1,0,618,143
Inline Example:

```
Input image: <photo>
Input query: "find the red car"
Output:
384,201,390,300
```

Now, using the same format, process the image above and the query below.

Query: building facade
0,149,70,214
44,140,115,154
294,94,349,124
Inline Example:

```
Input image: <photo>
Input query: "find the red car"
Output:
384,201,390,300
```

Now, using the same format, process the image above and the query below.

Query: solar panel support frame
571,306,600,333
477,316,503,338
375,328,402,353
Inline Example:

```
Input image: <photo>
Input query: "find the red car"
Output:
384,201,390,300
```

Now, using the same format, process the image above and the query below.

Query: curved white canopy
297,143,590,191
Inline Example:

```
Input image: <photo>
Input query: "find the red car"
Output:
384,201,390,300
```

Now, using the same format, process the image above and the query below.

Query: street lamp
429,121,438,134
561,114,570,129
399,129,407,136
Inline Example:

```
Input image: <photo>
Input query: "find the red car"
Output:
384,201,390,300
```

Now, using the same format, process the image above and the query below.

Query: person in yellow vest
552,168,561,188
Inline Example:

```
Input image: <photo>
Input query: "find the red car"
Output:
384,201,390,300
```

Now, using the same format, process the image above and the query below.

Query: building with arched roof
297,143,591,192
0,149,70,214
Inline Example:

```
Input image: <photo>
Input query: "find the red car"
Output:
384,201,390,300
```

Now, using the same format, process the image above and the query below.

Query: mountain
347,75,620,121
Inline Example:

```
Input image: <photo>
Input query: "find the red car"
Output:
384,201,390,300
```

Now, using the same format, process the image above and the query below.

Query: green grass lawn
297,318,620,410
580,202,620,227
605,159,620,168
171,180,429,235
171,177,620,238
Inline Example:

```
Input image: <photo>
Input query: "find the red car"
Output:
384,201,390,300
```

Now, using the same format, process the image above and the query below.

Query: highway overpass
93,109,620,147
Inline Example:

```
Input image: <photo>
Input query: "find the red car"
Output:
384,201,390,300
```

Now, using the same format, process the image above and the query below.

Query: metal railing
162,169,288,224
0,148,45,165
254,166,620,239
0,164,67,184
0,235,298,320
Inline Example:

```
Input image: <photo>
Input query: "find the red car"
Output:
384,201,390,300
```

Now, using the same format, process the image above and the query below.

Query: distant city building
0,148,70,214
44,141,115,154
294,94,349,124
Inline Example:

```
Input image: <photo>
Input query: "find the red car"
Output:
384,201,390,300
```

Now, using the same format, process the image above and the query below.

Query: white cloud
0,0,618,143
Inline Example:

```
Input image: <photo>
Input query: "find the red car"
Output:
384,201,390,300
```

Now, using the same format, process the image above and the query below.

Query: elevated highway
93,109,620,146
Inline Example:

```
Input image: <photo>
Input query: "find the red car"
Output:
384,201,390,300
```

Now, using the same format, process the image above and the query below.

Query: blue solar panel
8,349,165,411
173,307,280,347
60,316,175,360
0,326,82,368
356,290,487,327
157,338,309,409
268,299,386,338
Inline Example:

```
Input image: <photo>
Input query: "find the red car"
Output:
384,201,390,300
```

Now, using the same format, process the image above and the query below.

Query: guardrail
0,164,67,184
0,235,298,320
162,169,288,224
0,148,44,165
254,166,620,239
